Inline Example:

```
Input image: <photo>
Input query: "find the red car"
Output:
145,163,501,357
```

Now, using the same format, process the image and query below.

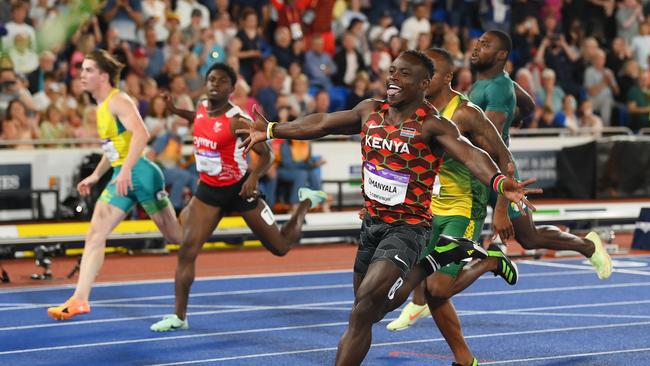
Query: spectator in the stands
538,68,565,114
537,105,564,129
149,118,196,213
368,11,399,44
256,67,287,122
616,0,644,46
313,89,330,114
625,72,650,132
346,72,371,110
334,31,366,87
142,25,165,78
304,34,336,89
32,72,63,112
272,27,295,69
251,55,278,97
212,10,237,48
536,29,581,98
2,1,36,51
287,73,314,117
144,95,172,139
556,94,580,133
607,37,632,90
8,33,38,75
141,0,169,43
2,99,39,149
400,3,430,50
630,21,650,71
27,51,57,94
193,28,227,76
39,104,69,141
454,67,473,95
0,67,35,120
176,0,210,29
163,29,189,61
584,48,619,125
181,53,204,103
578,99,604,136
182,8,204,47
235,8,263,84
101,0,143,44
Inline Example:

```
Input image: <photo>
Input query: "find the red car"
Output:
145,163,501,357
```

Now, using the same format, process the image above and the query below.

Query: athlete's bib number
195,150,222,176
101,139,120,162
363,162,409,206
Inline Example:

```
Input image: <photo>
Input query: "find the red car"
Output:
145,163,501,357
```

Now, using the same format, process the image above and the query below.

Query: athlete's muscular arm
461,105,520,237
426,114,500,185
424,114,539,207
237,99,376,153
513,82,535,127
233,116,272,198
163,93,196,124
109,93,151,196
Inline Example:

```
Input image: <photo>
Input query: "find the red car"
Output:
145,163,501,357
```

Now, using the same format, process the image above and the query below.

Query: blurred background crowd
1,0,650,211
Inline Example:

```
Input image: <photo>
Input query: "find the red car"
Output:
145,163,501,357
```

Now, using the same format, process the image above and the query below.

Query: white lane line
141,321,650,365
481,347,650,364
0,300,353,332
0,284,352,312
3,283,650,331
521,260,650,276
475,310,650,320
0,269,353,294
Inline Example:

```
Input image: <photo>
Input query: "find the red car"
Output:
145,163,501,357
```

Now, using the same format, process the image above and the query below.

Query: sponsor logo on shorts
156,190,169,200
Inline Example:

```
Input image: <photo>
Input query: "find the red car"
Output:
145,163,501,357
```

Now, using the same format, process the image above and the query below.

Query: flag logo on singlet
213,121,222,133
400,127,416,138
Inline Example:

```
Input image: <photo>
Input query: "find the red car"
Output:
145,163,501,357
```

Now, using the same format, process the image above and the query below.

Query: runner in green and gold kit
47,50,183,321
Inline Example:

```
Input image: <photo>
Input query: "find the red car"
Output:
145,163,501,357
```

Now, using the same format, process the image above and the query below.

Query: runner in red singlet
238,50,540,365
150,63,327,332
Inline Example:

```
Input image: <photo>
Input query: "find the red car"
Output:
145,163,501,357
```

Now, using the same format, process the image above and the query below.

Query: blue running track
1,255,649,365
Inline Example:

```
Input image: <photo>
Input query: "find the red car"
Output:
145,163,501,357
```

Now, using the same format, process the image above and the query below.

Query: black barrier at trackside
513,139,650,199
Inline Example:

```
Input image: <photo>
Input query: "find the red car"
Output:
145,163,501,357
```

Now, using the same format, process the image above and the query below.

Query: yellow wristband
266,122,277,140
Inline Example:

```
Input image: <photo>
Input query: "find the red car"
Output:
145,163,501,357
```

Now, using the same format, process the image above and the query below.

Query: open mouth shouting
386,84,403,99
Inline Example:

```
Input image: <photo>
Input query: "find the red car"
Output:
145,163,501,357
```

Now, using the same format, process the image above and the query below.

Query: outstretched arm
426,115,540,209
237,99,374,153
164,93,196,124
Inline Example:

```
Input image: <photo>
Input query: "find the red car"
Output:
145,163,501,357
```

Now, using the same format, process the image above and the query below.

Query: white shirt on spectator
142,0,169,42
9,48,39,74
400,16,430,50
630,34,650,70
176,0,210,29
2,23,36,51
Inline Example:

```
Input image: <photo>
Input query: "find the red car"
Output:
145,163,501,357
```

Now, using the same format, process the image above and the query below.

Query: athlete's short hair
85,49,124,87
205,62,237,86
487,29,512,56
401,49,434,79
427,48,454,71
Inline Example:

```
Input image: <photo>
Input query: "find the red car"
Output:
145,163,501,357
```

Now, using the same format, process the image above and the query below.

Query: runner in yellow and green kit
47,49,183,320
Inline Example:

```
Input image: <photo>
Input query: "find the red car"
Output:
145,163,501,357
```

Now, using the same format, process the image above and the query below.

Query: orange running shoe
47,298,90,320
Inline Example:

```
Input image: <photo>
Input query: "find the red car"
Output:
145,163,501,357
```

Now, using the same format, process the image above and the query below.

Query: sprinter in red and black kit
150,63,327,332
238,50,540,365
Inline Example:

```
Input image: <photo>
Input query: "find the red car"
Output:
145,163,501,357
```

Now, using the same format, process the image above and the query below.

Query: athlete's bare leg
512,214,595,257
240,198,311,256
174,197,224,320
426,272,475,366
150,204,183,245
71,201,128,302
335,260,403,365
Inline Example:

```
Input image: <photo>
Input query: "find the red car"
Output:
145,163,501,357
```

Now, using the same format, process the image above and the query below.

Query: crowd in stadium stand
1,0,650,208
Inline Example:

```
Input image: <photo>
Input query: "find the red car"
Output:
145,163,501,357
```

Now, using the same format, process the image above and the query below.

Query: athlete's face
470,33,503,72
386,54,429,107
205,69,234,103
80,59,107,93
425,51,452,98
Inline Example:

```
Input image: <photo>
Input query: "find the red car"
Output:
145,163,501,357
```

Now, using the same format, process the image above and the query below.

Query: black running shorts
194,176,259,212
354,213,431,278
